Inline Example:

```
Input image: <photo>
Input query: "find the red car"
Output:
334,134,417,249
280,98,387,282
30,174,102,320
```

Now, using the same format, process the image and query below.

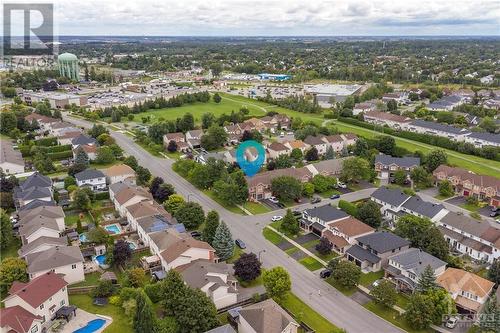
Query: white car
337,182,347,189
269,196,279,204
271,215,283,222
445,316,458,329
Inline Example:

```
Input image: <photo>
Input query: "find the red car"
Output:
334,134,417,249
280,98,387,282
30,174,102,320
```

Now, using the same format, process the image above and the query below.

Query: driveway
350,291,372,306
63,114,405,333
294,233,319,245
445,196,468,207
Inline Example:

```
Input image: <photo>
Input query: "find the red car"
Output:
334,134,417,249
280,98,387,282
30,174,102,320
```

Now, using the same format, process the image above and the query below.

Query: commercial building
22,91,88,109
304,84,363,106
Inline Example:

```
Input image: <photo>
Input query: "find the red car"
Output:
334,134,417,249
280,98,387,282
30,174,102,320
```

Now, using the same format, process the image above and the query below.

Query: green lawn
69,294,133,333
318,189,341,198
262,227,284,245
1,238,21,260
138,98,267,124
281,292,344,333
435,194,453,200
239,275,263,288
359,271,384,287
460,202,481,212
202,190,247,215
64,212,92,226
69,272,102,287
299,257,324,271
363,301,433,333
135,140,165,158
325,277,357,296
227,246,244,264
242,201,271,215
395,292,410,309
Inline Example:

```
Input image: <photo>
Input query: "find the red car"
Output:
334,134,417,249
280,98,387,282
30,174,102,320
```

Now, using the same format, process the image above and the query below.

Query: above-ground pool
79,234,88,243
94,255,106,265
73,318,106,333
104,224,121,235
127,242,137,250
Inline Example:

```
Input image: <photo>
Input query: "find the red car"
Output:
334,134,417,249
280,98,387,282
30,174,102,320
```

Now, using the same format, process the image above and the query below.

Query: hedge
338,117,500,161
19,145,32,157
39,144,72,153
94,192,110,200
47,150,73,160
338,200,358,217
35,137,58,146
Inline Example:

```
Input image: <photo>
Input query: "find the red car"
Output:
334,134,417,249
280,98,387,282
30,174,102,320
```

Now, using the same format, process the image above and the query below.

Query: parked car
490,211,499,217
372,279,383,288
319,269,332,279
235,239,246,249
491,206,499,212
269,196,279,204
276,202,286,208
330,194,340,200
445,316,458,329
311,197,322,204
271,215,283,222
337,182,347,189
190,231,201,238
292,210,302,217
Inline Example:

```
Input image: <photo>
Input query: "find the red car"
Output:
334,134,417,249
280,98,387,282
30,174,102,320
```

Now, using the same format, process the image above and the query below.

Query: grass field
69,272,101,287
281,292,344,333
363,301,433,333
299,257,324,271
262,227,284,245
201,189,246,215
242,201,271,214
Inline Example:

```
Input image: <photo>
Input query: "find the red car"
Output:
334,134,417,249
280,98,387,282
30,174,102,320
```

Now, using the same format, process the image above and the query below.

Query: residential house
0,139,25,175
385,248,447,293
438,212,500,263
437,268,494,315
110,183,153,216
345,232,410,272
49,122,79,137
18,199,57,212
382,92,409,104
74,169,106,191
242,118,266,133
25,246,84,284
18,216,62,245
363,111,411,129
70,134,97,149
246,167,312,201
103,164,136,185
283,140,309,154
224,124,243,144
56,130,82,146
195,152,227,165
14,187,52,208
163,132,189,152
18,205,65,231
177,260,239,309
72,144,97,161
126,200,169,231
24,113,60,133
428,95,465,111
407,120,470,142
148,229,216,271
371,187,448,224
303,135,328,155
136,214,184,247
3,272,69,331
433,165,500,206
374,154,420,180
322,216,374,253
185,129,203,149
464,132,500,148
301,204,350,235
236,299,299,333
18,236,68,258
0,305,43,333
267,142,291,159
353,101,377,116
305,158,349,178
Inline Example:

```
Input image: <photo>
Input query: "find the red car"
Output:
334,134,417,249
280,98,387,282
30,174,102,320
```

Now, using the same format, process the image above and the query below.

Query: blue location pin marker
235,140,265,177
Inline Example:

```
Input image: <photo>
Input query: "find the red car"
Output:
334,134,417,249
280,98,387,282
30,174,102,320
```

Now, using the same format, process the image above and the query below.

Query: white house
464,132,500,148
103,164,136,185
18,216,62,245
303,135,328,155
109,183,152,217
0,305,43,333
267,142,291,159
0,139,25,175
74,169,106,191
3,272,69,331
25,246,84,284
407,120,471,142
237,299,299,333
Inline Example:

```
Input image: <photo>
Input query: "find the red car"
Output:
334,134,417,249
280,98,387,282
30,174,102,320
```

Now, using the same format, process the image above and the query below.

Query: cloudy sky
13,0,500,35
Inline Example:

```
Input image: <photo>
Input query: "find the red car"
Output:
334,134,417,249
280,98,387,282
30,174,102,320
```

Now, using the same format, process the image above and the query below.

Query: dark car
190,231,202,239
292,210,302,217
490,211,499,218
319,269,332,279
276,202,286,208
311,197,322,204
492,206,499,212
330,194,340,200
235,239,246,249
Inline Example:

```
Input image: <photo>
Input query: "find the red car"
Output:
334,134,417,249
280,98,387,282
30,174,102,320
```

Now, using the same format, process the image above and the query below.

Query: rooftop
356,231,410,253
7,271,68,308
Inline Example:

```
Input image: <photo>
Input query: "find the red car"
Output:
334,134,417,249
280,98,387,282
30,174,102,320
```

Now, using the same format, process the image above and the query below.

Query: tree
274,154,293,169
189,164,212,189
202,211,220,245
312,175,336,193
160,269,187,315
210,62,223,77
332,260,361,288
0,112,17,134
89,124,108,138
113,239,132,267
353,138,369,157
87,227,110,244
405,294,435,330
262,266,291,302
271,176,302,202
423,227,450,261
410,166,431,187
487,259,500,285
200,125,228,150
136,166,152,185
176,288,218,333
212,222,234,261
325,146,335,160
393,170,407,186
234,253,262,282
125,267,147,288
280,209,300,235
111,110,121,122
91,280,115,298
174,201,205,229
479,117,497,133
149,177,164,196
64,176,76,190
370,280,397,308
357,200,382,228
387,99,398,112
178,113,194,132
316,237,332,255
0,210,12,250
302,182,315,197
213,93,222,103
164,194,185,214
479,295,500,332
0,258,28,295
426,288,456,324
124,156,139,170
167,140,178,152
73,188,91,211
416,265,438,293
134,290,156,333
438,180,454,197
96,146,116,164
340,157,370,183
376,136,395,155
201,113,215,129
305,147,319,161
155,183,175,203
425,150,447,173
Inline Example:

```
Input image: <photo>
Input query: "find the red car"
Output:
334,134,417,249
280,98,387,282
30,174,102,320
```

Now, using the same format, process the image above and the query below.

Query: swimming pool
73,318,106,333
94,255,106,265
127,242,137,250
79,234,88,243
104,224,121,235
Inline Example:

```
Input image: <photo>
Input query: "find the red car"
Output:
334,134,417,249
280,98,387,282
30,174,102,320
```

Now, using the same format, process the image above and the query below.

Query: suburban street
64,114,404,333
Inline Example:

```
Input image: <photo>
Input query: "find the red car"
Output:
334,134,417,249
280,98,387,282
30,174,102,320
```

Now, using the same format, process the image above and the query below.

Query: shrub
47,150,73,160
91,280,116,298
144,283,162,303
109,295,121,306
35,137,57,146
95,192,110,200
338,200,358,217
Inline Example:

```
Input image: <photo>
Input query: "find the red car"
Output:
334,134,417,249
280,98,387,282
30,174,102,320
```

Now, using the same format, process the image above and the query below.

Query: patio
54,308,112,333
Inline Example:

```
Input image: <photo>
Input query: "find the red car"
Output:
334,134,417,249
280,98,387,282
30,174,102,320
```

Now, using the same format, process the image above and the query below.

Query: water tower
58,52,80,81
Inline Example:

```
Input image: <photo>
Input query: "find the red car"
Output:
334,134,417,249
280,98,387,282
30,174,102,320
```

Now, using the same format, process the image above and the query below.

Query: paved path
64,113,404,333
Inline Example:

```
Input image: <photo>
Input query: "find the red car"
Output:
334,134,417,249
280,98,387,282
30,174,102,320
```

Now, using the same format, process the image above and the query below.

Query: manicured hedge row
47,150,73,160
39,144,72,153
95,192,110,200
338,199,358,217
35,137,58,146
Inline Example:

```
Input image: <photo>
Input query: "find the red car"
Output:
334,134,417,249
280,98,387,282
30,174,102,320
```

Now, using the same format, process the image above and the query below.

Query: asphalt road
64,114,404,333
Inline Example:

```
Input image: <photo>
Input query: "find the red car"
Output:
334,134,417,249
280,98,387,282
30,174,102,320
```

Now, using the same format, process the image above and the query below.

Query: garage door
381,171,389,179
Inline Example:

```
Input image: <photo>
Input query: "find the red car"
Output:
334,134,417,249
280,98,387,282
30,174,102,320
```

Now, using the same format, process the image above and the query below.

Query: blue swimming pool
73,318,106,333
79,233,88,243
127,242,137,250
95,255,106,265
104,224,121,235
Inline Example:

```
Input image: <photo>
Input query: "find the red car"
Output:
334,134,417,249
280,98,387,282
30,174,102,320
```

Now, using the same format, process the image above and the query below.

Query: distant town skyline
9,0,500,36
